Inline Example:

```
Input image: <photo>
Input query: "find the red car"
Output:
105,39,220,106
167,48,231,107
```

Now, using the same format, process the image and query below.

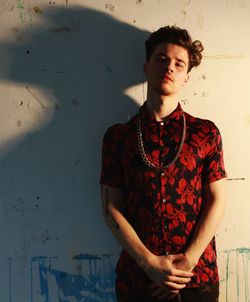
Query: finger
169,253,184,261
167,275,191,284
164,281,187,290
171,268,194,278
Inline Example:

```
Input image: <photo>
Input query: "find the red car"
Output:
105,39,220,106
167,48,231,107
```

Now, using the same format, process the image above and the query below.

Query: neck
146,92,179,122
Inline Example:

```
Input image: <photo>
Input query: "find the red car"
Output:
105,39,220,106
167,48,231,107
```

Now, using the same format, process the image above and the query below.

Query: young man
100,26,227,302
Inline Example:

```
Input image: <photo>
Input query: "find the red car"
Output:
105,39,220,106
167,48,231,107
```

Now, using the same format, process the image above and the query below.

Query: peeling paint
33,6,43,14
0,1,14,14
16,0,32,26
17,120,22,127
105,3,116,12
136,0,144,6
181,99,189,105
202,91,209,97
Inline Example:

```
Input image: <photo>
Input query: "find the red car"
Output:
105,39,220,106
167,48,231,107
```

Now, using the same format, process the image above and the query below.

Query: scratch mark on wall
204,54,246,60
0,1,14,14
25,86,47,109
197,14,204,29
226,178,245,181
50,26,72,33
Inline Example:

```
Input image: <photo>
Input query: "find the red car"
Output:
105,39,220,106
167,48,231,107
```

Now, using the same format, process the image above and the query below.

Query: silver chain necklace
136,111,186,171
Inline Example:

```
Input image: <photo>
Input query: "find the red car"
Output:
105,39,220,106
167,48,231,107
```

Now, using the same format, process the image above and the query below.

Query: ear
183,73,190,86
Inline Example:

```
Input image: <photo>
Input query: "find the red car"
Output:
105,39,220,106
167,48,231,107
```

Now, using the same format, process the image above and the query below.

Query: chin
156,87,173,96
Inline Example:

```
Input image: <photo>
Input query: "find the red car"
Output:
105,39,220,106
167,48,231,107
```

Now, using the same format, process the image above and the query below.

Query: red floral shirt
100,102,227,293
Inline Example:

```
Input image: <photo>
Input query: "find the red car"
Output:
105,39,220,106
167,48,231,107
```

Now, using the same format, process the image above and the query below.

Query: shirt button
160,122,164,126
164,225,168,230
162,198,167,203
161,172,165,177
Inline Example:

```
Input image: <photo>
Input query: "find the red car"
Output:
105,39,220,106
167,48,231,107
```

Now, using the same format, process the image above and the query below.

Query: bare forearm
185,179,226,264
102,185,153,269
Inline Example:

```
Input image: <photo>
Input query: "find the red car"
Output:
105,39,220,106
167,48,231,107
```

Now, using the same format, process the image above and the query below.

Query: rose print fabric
100,102,227,293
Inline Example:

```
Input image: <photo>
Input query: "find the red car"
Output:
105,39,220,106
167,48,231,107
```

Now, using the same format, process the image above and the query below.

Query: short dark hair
145,26,204,72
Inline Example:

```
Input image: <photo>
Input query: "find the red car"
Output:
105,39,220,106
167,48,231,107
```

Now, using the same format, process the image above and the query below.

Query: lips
163,74,174,82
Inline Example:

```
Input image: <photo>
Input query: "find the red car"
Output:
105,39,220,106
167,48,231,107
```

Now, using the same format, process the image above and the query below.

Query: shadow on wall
0,4,149,301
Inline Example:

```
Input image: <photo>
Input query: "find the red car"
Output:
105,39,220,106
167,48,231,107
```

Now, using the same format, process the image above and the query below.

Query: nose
165,60,174,73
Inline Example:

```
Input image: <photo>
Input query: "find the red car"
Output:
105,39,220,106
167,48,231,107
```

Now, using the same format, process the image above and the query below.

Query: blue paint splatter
30,254,116,302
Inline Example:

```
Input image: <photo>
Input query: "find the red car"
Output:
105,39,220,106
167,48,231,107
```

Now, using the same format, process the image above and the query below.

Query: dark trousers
116,282,219,302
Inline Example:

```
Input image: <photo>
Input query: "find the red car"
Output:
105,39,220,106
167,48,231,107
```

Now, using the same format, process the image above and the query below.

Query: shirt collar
139,101,183,125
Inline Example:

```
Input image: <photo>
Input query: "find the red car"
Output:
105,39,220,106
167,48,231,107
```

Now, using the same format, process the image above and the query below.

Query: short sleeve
203,124,227,184
99,126,125,189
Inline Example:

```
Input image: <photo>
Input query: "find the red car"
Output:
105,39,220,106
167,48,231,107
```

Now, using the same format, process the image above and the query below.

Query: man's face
144,43,190,97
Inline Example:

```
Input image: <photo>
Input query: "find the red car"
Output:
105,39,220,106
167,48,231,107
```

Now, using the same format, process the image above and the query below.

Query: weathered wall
0,0,249,301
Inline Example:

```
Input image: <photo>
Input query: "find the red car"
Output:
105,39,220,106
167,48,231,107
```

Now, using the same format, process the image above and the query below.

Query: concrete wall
0,0,249,301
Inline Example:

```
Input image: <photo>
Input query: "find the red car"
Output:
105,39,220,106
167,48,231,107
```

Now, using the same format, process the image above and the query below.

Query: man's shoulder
103,114,138,141
185,110,219,132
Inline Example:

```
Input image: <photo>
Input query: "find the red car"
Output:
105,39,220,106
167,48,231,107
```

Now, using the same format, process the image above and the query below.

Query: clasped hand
145,253,195,300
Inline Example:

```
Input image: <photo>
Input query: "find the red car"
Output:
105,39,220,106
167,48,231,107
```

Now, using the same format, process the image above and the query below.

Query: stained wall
0,1,249,301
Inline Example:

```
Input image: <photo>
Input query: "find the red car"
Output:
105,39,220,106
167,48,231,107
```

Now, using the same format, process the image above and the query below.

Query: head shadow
0,5,149,257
